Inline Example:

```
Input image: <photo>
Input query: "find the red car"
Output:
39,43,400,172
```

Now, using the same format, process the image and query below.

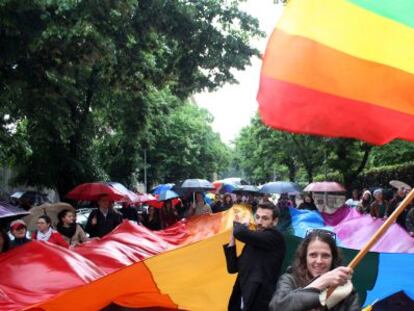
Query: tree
1,0,263,196
145,101,231,186
235,115,372,187
369,140,414,167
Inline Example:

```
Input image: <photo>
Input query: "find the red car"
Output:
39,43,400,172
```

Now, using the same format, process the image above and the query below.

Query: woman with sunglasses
269,229,360,311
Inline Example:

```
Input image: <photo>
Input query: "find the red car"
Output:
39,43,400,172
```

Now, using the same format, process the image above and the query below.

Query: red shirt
32,231,69,248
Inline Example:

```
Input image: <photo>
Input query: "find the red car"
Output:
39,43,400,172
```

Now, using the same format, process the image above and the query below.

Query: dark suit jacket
85,208,123,238
223,222,286,311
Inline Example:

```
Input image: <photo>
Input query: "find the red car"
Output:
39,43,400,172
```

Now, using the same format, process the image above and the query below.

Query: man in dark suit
85,194,123,238
223,202,286,311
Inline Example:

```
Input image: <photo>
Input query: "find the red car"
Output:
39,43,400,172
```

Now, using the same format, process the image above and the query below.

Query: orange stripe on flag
262,29,414,117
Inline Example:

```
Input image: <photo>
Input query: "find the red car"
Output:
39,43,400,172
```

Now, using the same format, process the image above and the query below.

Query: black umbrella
232,185,259,194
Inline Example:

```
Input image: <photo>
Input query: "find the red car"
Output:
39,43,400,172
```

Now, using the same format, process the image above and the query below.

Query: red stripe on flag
257,75,414,145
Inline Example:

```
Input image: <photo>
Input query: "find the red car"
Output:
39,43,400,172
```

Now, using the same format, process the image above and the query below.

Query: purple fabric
0,201,30,219
334,212,414,253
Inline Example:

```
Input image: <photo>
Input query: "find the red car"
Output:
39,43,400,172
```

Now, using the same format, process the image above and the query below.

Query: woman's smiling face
306,238,333,278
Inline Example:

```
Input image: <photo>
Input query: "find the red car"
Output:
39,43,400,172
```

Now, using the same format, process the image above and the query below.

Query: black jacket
223,222,286,311
85,208,123,238
269,272,360,311
10,237,31,249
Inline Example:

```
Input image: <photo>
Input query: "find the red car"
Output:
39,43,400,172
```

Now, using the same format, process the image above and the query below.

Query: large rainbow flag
1,207,413,310
257,0,414,145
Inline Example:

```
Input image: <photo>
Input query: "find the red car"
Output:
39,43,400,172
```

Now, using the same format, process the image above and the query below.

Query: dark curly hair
292,230,343,287
1,230,10,253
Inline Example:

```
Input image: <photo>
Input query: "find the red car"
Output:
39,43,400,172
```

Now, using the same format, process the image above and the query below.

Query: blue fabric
288,208,342,245
365,253,414,306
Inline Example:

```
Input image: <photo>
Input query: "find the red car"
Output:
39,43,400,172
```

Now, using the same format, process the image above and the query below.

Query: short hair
257,202,279,219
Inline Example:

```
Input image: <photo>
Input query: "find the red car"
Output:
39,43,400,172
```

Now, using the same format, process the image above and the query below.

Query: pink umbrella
304,181,346,192
137,193,157,203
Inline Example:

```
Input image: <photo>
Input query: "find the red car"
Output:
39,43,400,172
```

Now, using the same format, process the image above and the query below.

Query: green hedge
313,162,414,190
354,161,414,189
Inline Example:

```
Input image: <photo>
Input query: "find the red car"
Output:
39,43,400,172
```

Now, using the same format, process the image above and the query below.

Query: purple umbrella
0,201,30,221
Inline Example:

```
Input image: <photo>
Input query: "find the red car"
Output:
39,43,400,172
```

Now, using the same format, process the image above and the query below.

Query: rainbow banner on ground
257,0,414,145
0,207,413,310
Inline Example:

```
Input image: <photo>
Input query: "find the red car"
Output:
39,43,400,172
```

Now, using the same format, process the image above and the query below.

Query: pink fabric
334,213,414,253
321,205,359,226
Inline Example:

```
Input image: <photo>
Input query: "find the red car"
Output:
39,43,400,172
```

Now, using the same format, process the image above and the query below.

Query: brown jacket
61,224,88,246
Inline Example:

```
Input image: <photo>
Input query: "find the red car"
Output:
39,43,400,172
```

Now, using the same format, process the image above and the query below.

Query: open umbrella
212,180,239,194
137,193,157,203
157,190,180,202
0,200,30,223
107,182,140,203
389,180,412,191
66,182,126,201
260,181,301,194
221,177,249,186
180,179,215,192
22,202,76,231
150,183,175,195
232,185,259,194
304,181,346,193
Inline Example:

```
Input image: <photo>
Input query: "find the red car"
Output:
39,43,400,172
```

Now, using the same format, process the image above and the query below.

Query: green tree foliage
235,115,372,188
0,0,262,196
369,140,414,167
145,101,231,185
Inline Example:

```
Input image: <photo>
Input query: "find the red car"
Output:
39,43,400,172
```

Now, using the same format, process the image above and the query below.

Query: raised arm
233,222,283,250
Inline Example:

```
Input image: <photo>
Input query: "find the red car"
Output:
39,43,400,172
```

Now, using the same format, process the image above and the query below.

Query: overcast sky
194,0,284,145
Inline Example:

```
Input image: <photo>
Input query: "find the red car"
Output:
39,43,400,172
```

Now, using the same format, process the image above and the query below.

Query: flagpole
327,187,414,298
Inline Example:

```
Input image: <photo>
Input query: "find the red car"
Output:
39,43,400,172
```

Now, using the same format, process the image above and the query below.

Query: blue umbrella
220,183,238,194
157,190,180,202
151,183,175,195
260,181,301,194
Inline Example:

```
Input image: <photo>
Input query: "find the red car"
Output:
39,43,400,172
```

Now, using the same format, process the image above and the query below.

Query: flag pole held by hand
326,188,414,301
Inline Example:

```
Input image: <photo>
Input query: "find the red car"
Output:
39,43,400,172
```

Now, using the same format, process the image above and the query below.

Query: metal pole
144,149,147,193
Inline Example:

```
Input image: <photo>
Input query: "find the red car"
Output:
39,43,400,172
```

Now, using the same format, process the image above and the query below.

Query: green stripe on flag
348,0,414,29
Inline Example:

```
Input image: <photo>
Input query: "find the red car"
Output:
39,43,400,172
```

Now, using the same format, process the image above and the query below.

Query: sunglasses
305,228,336,241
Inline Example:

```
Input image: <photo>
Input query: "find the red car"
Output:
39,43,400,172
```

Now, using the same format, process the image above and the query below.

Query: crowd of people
1,182,413,310
224,201,359,311
346,186,414,236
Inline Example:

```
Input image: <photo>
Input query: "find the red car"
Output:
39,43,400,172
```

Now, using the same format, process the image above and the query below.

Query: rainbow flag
257,0,414,145
1,208,413,310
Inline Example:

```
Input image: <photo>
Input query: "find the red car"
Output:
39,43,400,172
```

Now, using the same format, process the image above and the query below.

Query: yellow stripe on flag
277,0,414,74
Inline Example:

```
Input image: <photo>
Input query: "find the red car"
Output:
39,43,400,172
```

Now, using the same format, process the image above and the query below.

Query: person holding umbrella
187,192,212,217
85,194,123,238
32,215,69,248
160,199,179,229
156,190,180,229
